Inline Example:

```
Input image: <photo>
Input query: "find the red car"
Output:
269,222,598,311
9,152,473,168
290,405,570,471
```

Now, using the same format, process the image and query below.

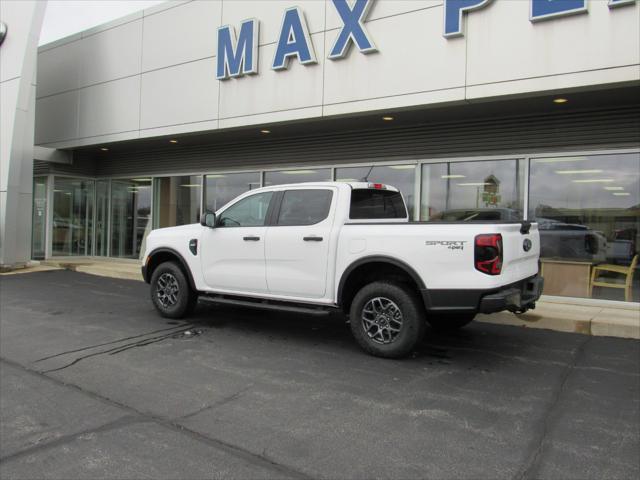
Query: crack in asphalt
34,324,192,362
177,384,255,422
513,335,593,480
0,357,314,480
41,326,198,373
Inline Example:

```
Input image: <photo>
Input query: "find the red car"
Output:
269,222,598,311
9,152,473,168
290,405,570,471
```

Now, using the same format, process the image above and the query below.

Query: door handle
303,236,323,242
243,236,260,241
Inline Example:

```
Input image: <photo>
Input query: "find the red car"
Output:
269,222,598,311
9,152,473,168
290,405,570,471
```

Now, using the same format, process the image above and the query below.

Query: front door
201,191,274,294
265,188,335,298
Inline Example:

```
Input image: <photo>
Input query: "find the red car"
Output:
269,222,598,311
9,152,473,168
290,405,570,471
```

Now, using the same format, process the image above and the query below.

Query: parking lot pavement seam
0,357,315,480
40,326,198,374
512,335,593,480
176,384,255,422
0,415,144,464
34,324,193,363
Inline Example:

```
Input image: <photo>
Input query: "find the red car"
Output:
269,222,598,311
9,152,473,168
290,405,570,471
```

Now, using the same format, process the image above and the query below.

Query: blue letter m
216,19,259,80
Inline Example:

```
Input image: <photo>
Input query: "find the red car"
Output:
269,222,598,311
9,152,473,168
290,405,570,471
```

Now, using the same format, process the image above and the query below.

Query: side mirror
200,212,216,228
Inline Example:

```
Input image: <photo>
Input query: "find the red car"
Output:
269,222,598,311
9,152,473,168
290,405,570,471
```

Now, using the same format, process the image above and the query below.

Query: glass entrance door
32,177,48,259
52,178,94,256
110,179,152,258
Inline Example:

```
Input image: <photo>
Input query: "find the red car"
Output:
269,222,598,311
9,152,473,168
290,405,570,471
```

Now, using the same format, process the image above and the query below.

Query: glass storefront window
335,165,416,219
204,172,261,212
95,180,109,256
263,169,331,187
32,177,48,260
154,176,202,228
110,178,152,259
421,160,525,221
530,153,640,302
52,177,94,256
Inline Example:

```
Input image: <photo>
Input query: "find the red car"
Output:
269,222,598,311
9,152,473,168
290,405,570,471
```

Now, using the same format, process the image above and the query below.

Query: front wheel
427,313,475,332
150,261,197,319
349,281,426,358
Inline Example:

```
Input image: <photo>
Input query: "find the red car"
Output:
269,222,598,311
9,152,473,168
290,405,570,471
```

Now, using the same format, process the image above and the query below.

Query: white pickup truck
142,182,542,358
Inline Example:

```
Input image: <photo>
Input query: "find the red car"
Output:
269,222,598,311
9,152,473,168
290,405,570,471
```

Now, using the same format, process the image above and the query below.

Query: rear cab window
349,188,407,220
276,189,333,226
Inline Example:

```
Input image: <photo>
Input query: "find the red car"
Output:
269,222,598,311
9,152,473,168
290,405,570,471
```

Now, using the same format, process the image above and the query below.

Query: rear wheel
349,281,426,358
150,261,197,319
427,313,475,332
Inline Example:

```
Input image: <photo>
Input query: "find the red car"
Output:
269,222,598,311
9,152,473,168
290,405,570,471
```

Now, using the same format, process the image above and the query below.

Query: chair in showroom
589,254,639,302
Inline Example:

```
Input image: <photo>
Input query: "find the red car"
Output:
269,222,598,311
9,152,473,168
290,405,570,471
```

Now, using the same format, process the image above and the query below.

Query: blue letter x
328,0,377,60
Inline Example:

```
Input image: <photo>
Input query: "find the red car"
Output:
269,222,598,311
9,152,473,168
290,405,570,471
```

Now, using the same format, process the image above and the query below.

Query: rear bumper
421,274,544,314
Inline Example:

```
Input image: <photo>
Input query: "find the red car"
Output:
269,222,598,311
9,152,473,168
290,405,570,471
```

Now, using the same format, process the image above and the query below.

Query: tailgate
496,223,540,284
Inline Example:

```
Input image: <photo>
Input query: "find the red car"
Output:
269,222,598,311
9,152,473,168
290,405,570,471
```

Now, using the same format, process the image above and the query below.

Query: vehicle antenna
360,165,374,182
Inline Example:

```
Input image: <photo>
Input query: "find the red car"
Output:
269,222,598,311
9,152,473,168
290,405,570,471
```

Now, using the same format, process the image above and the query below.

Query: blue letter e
443,0,493,38
216,19,259,80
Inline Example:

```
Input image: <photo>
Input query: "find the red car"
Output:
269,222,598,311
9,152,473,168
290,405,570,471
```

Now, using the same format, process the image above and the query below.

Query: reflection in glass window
154,176,202,228
529,153,640,302
264,169,331,187
205,172,261,213
110,178,152,259
421,160,525,221
52,177,94,256
218,192,273,227
335,165,416,219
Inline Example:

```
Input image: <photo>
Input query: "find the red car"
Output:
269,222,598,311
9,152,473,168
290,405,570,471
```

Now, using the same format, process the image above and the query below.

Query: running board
199,295,332,316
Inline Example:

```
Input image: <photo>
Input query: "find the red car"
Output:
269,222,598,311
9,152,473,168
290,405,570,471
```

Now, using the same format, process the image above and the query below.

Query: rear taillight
475,234,503,275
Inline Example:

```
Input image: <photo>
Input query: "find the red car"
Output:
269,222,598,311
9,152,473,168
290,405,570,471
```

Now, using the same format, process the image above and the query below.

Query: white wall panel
221,0,325,45
140,58,218,130
79,76,140,138
79,20,143,87
323,6,465,105
142,0,222,72
34,91,79,144
36,40,82,98
466,0,640,87
219,31,324,119
325,0,442,31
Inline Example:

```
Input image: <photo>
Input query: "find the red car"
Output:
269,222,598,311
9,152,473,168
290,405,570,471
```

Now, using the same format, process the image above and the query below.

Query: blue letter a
272,7,317,71
217,19,259,80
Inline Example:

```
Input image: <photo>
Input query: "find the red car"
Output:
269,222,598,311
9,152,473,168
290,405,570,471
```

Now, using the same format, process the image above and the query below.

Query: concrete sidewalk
3,257,638,340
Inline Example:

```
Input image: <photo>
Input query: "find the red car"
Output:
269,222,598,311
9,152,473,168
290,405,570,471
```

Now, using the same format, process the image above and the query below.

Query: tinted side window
350,189,407,219
277,190,333,226
218,192,273,227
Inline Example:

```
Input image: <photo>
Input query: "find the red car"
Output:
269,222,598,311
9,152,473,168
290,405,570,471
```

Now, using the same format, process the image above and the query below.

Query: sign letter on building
608,0,636,8
328,0,377,59
443,0,493,38
530,0,587,22
216,19,259,80
272,7,317,71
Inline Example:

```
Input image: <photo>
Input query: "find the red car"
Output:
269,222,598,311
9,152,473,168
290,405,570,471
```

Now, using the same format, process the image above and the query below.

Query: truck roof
253,181,401,192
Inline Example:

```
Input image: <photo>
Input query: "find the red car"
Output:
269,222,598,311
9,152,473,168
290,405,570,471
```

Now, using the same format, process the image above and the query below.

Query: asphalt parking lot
0,270,638,480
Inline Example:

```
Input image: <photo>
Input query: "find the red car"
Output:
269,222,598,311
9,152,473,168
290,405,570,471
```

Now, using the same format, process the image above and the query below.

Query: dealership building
1,0,639,306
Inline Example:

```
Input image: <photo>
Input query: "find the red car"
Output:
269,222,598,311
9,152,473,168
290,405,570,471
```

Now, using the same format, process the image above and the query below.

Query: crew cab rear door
265,188,336,298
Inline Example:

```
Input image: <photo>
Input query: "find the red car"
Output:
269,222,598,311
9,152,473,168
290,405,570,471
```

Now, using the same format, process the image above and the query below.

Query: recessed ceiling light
571,179,614,183
555,169,603,174
260,129,271,134
169,139,178,144
382,116,394,121
100,147,109,151
441,174,466,179
457,182,491,187
604,186,624,191
613,192,630,196
553,98,568,104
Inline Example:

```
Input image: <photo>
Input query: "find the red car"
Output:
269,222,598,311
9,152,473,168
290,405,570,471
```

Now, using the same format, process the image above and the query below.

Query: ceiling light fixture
612,192,631,196
388,165,416,170
100,147,109,151
260,129,271,134
441,174,466,179
604,186,624,191
382,116,394,121
457,182,490,187
169,139,178,144
571,179,614,183
180,184,201,188
553,98,568,104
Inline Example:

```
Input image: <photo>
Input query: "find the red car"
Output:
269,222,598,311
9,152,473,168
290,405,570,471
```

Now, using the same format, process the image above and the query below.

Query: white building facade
23,0,640,304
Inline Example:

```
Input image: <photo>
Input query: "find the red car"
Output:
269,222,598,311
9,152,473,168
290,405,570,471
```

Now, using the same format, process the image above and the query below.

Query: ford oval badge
523,239,532,252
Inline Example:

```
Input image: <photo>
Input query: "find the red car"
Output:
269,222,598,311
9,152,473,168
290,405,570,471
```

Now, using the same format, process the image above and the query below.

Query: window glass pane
95,180,109,256
421,160,525,221
110,178,151,258
336,165,415,219
52,177,94,256
350,189,407,219
205,172,261,212
277,190,333,226
218,192,273,227
32,177,47,260
154,176,201,228
264,169,331,186
529,153,640,302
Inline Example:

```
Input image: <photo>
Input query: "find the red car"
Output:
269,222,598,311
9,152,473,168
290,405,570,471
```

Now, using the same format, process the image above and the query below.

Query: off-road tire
427,313,475,332
349,281,426,358
150,261,197,319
